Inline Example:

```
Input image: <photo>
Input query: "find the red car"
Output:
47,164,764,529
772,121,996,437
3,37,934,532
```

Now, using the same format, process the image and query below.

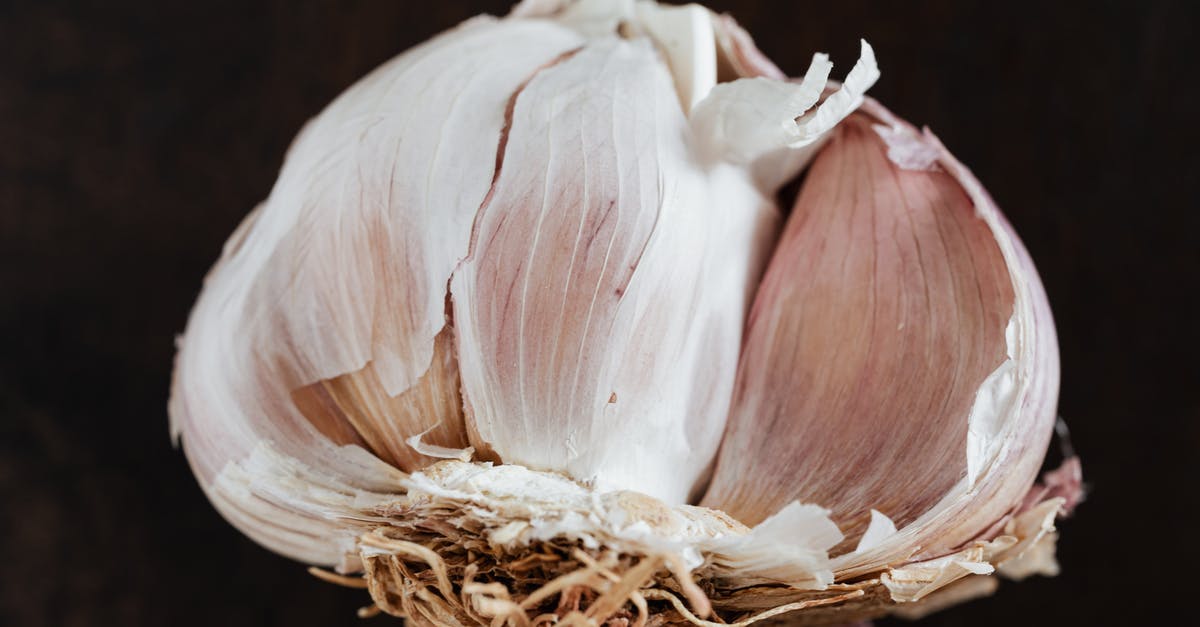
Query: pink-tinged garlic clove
702,105,1059,569
450,36,779,504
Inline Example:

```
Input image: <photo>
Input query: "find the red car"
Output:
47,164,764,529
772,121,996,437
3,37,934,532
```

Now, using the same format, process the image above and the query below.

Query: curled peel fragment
690,40,879,193
691,40,879,165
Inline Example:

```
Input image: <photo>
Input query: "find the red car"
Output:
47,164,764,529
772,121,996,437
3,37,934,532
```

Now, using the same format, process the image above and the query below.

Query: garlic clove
838,100,1060,574
170,16,586,566
450,35,779,504
701,105,1058,568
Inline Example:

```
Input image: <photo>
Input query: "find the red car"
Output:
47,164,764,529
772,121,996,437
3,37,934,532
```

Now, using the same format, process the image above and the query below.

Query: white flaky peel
170,1,1071,624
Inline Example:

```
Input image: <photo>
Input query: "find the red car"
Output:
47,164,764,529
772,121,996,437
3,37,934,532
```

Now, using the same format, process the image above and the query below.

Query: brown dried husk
308,460,1068,626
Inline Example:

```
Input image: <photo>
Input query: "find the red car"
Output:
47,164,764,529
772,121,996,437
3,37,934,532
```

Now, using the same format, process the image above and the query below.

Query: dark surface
1,1,1196,625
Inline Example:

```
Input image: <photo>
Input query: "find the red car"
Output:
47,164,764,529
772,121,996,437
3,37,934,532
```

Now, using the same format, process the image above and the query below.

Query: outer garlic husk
170,0,1071,623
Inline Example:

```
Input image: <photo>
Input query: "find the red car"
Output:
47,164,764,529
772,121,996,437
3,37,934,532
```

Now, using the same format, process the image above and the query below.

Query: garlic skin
170,0,1069,622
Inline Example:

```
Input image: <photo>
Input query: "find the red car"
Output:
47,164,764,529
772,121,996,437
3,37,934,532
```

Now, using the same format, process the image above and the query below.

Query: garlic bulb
170,0,1076,623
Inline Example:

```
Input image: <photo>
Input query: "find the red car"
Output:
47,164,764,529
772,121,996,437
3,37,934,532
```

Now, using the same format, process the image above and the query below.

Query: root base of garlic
354,529,868,626
312,461,1066,626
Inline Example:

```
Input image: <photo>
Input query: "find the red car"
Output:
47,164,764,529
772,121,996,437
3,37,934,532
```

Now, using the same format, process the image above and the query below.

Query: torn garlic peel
169,0,1062,615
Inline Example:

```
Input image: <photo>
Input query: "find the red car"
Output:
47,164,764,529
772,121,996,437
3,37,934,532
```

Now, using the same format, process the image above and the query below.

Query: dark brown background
2,1,1197,625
